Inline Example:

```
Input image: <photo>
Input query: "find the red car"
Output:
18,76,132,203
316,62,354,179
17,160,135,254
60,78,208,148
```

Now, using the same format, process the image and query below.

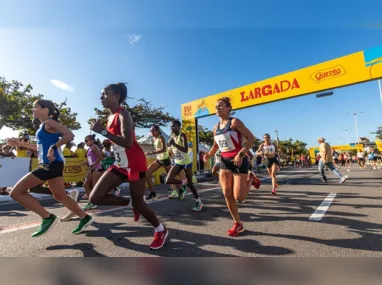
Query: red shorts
107,165,146,182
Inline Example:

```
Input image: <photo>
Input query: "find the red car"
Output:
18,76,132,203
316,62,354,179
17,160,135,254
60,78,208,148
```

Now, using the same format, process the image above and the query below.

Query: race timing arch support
180,45,382,172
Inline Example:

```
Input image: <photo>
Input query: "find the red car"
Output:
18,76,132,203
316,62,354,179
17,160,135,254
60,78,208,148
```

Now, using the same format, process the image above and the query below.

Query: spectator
102,139,114,158
63,141,75,157
75,142,87,160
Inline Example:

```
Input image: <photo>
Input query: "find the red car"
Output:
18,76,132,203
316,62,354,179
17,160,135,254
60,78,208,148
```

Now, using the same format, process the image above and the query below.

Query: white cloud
50,79,74,92
129,34,142,45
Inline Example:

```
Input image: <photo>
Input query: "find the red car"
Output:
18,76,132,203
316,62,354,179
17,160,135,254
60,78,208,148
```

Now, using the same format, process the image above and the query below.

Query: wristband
51,144,58,150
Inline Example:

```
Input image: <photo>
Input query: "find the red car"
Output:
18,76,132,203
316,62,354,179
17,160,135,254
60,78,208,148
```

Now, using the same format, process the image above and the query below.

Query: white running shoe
339,175,348,184
60,189,79,222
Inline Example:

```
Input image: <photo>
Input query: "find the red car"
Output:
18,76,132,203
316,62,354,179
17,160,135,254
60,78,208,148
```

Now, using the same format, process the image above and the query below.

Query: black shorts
373,157,378,162
264,157,277,169
32,162,64,181
156,158,171,167
109,166,146,182
220,156,249,174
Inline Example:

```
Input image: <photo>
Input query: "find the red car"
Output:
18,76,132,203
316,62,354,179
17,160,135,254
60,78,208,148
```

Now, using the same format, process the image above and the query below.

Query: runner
165,120,203,211
317,137,348,183
61,135,104,221
357,149,365,168
257,134,281,195
145,125,172,201
89,82,168,250
203,97,257,237
7,99,93,237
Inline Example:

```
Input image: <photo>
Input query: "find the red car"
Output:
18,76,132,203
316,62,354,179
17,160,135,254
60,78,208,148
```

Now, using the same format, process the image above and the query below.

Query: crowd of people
0,83,380,250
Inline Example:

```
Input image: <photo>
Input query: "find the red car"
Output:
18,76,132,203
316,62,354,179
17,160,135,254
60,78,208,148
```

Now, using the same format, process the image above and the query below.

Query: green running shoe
179,186,188,200
72,215,93,234
192,201,204,212
82,202,97,211
168,190,179,199
31,214,58,237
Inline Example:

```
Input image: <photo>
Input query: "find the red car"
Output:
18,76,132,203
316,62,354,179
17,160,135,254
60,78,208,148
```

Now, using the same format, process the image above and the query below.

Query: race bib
37,144,44,163
215,133,235,152
173,149,184,160
112,145,129,168
87,156,93,165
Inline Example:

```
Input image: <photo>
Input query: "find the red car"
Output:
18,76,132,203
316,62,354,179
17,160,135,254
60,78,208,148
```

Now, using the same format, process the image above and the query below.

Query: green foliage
0,77,81,135
88,98,176,129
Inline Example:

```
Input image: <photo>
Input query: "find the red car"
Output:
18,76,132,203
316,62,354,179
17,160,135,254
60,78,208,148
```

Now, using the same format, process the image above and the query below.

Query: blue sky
1,0,382,148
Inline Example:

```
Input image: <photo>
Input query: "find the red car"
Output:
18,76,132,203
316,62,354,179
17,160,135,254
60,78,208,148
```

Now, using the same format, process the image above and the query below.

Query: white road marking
309,193,337,221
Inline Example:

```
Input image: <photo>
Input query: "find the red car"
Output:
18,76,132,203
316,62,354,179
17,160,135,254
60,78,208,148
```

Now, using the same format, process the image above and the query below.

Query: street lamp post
275,130,279,145
347,111,363,143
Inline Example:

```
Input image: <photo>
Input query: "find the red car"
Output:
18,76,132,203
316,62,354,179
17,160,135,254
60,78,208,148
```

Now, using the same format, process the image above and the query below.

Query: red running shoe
249,171,261,189
133,209,141,222
227,222,244,237
149,227,169,250
272,189,277,195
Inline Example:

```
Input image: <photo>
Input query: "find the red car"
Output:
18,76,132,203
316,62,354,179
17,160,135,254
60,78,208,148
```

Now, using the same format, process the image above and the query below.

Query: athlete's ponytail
35,99,60,122
105,82,128,104
217,97,232,113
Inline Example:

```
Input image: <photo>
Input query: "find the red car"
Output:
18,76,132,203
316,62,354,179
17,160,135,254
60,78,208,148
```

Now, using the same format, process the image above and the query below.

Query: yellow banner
182,45,382,119
31,158,87,183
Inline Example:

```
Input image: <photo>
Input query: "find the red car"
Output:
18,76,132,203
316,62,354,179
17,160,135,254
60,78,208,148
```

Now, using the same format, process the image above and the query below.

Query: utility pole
275,130,279,145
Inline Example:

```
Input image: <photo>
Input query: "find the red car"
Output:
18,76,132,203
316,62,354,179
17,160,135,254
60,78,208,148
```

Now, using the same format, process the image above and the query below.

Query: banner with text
182,45,382,119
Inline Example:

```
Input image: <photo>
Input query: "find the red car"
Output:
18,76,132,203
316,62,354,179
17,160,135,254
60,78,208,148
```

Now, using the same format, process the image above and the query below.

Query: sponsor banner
31,158,87,183
182,45,382,119
0,158,30,187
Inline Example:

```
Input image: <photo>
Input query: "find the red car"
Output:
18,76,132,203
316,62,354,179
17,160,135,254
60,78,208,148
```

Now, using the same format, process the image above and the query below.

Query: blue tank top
36,122,64,164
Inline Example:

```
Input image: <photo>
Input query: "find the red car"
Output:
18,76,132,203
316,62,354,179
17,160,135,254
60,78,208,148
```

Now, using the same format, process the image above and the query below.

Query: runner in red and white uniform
89,82,168,250
204,97,259,237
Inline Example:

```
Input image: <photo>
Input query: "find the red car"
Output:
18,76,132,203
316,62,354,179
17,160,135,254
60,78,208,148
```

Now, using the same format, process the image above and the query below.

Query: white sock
155,223,164,232
196,198,201,203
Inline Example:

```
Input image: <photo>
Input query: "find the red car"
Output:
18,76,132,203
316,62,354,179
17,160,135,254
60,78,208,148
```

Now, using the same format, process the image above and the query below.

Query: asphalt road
0,165,381,257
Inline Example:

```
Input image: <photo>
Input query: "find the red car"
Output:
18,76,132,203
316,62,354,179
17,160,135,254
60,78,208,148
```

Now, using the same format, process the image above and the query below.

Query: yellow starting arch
180,45,382,171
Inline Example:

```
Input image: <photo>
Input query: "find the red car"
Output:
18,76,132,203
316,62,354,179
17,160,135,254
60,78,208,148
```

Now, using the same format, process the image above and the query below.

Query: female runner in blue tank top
7,99,93,237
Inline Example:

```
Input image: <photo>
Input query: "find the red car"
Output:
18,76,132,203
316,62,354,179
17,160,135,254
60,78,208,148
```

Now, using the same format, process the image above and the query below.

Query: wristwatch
239,152,245,157
51,144,58,150
101,130,108,136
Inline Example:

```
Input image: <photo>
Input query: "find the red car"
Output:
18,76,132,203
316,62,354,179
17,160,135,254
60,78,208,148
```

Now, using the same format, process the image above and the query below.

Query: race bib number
87,156,93,165
173,149,184,160
37,144,44,163
215,134,235,152
112,145,129,168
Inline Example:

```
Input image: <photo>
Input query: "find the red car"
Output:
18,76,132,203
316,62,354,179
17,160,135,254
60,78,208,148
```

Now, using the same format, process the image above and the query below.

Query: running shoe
237,200,246,204
82,194,89,200
146,192,158,201
133,209,141,222
60,211,77,222
168,190,179,199
227,222,244,237
339,175,348,184
31,214,58,237
179,186,188,200
68,189,79,202
72,215,93,234
113,188,121,196
271,189,277,195
82,202,97,211
149,227,169,250
192,201,203,211
248,171,261,189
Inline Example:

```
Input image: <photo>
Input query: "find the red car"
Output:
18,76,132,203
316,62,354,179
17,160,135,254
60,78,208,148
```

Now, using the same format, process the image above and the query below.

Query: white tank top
262,143,276,155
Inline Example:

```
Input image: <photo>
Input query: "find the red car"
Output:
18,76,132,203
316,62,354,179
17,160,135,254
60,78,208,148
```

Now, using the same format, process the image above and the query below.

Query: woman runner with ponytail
7,99,93,237
89,83,168,250
203,97,258,237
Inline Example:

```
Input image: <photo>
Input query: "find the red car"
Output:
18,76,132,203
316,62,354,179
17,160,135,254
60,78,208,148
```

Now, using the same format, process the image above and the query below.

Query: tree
0,77,81,135
198,125,214,147
277,138,308,156
88,98,176,129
